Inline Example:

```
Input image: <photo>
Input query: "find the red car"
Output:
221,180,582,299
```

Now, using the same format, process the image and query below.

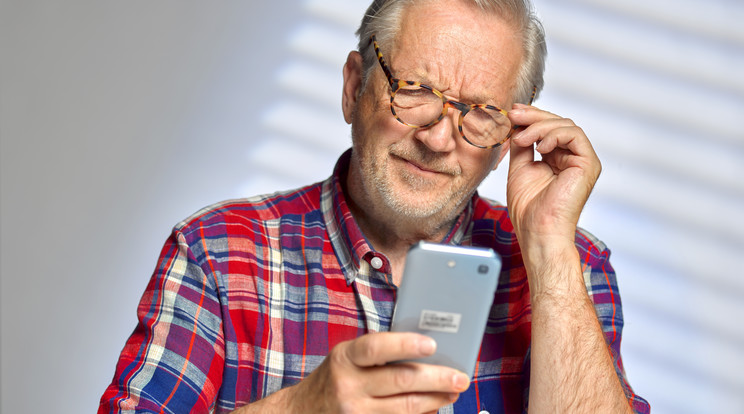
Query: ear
342,51,364,124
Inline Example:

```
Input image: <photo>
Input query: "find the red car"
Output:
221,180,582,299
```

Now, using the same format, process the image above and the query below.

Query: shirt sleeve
98,228,225,414
577,231,650,414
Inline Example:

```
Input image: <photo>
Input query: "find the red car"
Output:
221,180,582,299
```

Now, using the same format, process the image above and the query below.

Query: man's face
344,0,524,230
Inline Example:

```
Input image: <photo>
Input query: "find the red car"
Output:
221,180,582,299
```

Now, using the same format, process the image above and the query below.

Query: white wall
1,1,742,413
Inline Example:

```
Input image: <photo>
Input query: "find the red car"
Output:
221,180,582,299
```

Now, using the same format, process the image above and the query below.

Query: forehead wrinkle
389,2,523,107
392,34,519,107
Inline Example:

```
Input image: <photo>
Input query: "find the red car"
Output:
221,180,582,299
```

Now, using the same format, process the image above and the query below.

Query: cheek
461,148,501,180
355,95,411,147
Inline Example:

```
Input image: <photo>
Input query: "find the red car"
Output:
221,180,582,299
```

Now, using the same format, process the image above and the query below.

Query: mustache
389,143,462,176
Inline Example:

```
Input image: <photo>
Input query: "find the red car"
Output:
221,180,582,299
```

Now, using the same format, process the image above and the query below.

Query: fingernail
420,338,436,355
453,373,470,391
449,393,460,403
510,107,525,115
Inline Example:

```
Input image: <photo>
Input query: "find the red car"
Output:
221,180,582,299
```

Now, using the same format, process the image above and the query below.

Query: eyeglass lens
392,84,511,147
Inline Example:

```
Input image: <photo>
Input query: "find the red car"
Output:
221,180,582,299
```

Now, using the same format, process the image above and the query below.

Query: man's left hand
506,104,601,250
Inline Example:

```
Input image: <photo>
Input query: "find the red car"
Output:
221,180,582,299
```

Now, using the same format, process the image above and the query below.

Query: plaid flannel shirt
100,151,649,414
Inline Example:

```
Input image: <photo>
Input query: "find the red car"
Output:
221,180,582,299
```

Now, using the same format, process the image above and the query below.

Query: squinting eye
397,87,433,98
468,107,494,121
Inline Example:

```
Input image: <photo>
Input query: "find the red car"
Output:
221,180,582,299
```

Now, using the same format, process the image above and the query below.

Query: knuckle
393,365,417,390
439,369,455,389
330,341,350,366
403,393,423,413
359,336,382,365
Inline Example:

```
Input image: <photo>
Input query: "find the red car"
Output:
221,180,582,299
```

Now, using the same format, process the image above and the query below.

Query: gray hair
355,0,546,104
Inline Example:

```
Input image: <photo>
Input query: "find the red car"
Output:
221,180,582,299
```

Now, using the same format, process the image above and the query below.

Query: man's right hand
238,332,470,414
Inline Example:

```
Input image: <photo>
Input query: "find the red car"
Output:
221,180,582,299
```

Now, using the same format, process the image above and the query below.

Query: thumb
508,131,534,176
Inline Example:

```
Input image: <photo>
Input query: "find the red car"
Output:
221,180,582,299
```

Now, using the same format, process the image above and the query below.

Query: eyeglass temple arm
370,35,395,83
528,85,537,105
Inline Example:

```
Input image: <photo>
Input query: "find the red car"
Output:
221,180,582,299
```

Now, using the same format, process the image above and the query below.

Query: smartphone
390,241,501,377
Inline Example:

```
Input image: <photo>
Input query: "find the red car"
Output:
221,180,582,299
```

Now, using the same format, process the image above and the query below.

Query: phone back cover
391,242,501,376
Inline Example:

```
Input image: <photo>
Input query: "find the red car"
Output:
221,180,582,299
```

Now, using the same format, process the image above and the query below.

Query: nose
412,108,459,153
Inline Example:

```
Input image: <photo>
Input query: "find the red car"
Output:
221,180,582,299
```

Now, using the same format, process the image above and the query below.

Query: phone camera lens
478,264,489,274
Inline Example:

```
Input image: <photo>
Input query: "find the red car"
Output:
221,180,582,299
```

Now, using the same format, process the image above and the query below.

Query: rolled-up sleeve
577,230,650,414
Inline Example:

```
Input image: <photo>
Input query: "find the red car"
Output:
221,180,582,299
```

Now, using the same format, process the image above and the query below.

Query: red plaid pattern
99,151,649,413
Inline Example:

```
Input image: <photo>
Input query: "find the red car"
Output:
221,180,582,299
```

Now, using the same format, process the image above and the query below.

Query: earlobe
342,51,364,125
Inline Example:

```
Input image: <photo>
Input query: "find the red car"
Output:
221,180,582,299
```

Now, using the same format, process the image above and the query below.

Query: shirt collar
322,149,476,285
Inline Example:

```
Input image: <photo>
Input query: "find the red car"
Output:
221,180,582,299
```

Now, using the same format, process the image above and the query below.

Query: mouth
391,153,460,177
405,157,438,174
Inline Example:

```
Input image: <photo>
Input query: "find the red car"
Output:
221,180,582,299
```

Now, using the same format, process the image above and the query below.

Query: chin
366,154,472,227
380,187,465,225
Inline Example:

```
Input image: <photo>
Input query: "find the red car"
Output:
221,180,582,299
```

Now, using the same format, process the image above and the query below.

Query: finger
507,107,566,173
508,103,561,126
540,147,575,174
510,112,598,171
534,125,596,161
509,104,575,149
508,127,535,174
370,391,460,414
513,118,576,148
346,332,437,368
534,128,602,184
363,362,470,397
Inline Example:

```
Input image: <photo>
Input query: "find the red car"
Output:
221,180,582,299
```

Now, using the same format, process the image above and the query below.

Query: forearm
524,241,632,414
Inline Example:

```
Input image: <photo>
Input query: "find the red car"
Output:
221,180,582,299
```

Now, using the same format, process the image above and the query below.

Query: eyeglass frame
370,35,536,149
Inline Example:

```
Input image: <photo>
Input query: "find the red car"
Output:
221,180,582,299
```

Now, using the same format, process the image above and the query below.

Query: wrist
519,237,585,300
519,233,577,268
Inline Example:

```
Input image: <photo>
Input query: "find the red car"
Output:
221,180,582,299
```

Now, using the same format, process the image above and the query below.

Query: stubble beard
358,141,476,233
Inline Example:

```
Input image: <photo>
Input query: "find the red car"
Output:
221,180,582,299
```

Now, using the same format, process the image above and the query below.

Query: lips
391,153,460,176
406,158,439,174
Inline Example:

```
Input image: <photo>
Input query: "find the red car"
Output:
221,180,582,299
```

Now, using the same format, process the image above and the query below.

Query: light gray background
2,1,743,413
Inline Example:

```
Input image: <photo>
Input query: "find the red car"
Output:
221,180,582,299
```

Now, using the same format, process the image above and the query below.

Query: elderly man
100,0,649,413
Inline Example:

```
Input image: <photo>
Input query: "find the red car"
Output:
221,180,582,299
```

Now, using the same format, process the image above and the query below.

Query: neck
343,165,460,283
351,205,452,285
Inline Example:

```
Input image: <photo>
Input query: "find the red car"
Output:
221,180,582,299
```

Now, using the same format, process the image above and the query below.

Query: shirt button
370,256,384,270
478,411,490,414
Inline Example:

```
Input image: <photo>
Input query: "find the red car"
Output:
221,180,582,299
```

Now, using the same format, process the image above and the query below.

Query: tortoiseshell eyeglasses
371,35,536,149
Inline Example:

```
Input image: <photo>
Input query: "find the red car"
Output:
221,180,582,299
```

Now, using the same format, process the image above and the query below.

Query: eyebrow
383,44,502,108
